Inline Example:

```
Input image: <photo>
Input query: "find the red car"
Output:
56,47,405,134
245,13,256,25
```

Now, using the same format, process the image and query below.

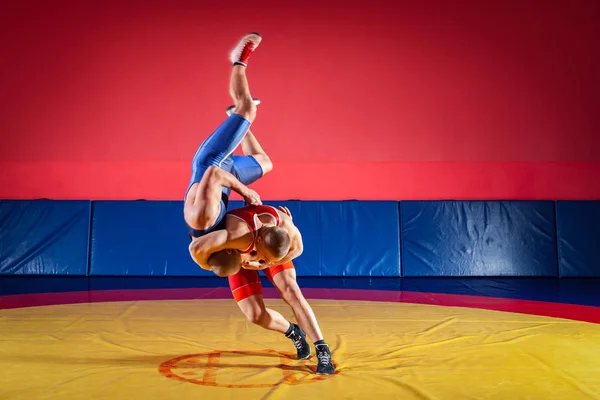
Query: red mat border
1,288,599,324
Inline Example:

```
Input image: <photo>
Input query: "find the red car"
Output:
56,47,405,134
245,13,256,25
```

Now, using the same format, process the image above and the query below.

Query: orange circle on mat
158,350,338,388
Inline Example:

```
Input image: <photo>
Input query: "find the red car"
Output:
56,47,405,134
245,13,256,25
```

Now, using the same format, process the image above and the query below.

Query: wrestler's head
254,226,291,264
208,249,242,277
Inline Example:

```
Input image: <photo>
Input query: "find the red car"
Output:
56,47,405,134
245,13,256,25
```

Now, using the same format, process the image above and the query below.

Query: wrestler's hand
278,206,292,219
242,260,268,270
242,188,262,206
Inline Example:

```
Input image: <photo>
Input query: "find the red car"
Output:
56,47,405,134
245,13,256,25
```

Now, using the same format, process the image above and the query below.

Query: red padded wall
1,0,599,200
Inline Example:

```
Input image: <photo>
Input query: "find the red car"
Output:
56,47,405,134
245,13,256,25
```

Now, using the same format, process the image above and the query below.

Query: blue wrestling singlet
185,114,263,238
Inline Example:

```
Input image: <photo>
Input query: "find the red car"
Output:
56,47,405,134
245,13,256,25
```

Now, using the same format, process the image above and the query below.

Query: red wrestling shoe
230,32,262,67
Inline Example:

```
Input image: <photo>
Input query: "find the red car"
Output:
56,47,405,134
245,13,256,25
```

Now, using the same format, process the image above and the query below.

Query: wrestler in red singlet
227,205,280,252
226,205,295,302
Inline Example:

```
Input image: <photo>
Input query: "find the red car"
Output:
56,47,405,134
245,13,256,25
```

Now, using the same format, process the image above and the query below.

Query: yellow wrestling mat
1,299,600,399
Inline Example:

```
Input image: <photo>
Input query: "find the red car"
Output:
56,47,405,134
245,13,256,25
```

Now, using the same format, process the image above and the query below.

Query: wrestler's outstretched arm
189,229,248,270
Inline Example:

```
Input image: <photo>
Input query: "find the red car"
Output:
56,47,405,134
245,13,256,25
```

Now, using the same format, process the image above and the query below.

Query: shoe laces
287,329,305,350
292,335,305,350
316,346,331,364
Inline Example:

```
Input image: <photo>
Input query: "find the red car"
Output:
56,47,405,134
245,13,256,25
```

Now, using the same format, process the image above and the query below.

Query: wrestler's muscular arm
186,166,261,230
189,227,251,270
209,166,261,204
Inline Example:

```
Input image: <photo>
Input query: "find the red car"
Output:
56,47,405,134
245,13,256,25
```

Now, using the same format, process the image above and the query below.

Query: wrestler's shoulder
224,214,252,233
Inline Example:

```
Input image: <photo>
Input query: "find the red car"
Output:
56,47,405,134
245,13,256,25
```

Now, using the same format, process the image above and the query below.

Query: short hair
208,249,241,277
261,226,291,259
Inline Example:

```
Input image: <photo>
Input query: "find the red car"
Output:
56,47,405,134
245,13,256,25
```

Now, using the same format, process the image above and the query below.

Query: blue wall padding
319,201,400,276
90,200,399,277
90,201,213,276
0,200,90,275
556,201,600,277
401,201,558,277
9,199,597,278
260,201,401,276
253,201,321,276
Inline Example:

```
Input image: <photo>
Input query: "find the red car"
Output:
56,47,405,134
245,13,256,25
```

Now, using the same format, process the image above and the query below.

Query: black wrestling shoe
315,343,335,375
285,323,310,360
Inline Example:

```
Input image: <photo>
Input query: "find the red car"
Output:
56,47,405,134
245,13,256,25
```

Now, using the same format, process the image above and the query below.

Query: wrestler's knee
234,98,257,122
255,154,273,175
279,281,304,306
237,297,268,325
244,307,269,326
